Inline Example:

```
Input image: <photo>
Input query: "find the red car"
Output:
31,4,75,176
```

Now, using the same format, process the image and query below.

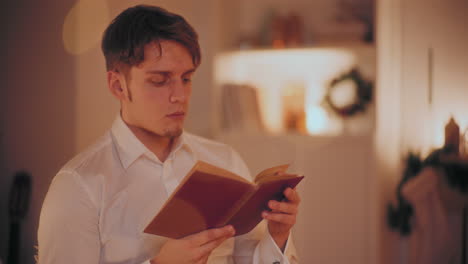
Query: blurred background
0,0,467,263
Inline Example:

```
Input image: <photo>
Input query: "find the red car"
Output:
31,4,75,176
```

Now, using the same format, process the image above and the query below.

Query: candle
444,117,460,154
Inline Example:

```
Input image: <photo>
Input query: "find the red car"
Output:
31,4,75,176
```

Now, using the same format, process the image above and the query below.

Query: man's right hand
150,225,235,264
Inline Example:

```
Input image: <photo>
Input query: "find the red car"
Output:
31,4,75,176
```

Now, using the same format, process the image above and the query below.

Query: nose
169,80,189,103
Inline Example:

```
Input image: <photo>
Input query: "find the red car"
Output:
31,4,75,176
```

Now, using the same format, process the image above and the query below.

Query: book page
254,164,290,184
256,172,301,185
196,161,251,184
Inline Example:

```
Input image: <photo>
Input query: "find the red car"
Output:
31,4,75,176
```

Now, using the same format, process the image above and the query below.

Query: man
38,5,300,264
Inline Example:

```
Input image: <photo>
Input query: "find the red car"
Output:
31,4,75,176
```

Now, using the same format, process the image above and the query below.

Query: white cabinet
215,132,373,264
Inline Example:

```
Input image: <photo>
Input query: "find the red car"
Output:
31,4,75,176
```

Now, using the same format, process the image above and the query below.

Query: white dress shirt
38,115,298,264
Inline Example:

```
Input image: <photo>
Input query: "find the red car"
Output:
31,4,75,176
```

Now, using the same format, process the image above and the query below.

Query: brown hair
101,5,201,73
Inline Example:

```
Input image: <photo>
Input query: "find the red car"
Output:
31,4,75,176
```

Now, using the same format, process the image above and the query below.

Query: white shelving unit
212,44,376,263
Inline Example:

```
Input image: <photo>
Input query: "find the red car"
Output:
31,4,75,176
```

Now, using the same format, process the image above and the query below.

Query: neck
125,123,176,163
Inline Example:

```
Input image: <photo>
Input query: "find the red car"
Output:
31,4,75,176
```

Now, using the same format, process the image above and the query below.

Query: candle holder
282,82,306,133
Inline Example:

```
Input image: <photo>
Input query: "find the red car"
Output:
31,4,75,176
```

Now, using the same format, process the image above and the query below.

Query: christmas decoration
387,148,468,236
323,68,372,118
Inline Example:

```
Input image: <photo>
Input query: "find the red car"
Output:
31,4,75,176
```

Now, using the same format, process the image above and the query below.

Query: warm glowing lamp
214,48,355,134
63,0,110,55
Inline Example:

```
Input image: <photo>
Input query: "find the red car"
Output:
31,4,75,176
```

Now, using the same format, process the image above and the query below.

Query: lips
167,111,185,118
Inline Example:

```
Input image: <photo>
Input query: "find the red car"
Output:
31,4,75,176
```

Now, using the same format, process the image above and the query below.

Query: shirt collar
110,114,193,169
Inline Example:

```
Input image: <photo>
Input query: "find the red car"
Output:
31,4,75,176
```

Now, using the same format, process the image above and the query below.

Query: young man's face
117,40,195,138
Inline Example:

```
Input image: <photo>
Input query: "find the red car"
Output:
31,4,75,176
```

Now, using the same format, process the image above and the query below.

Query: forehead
138,40,195,71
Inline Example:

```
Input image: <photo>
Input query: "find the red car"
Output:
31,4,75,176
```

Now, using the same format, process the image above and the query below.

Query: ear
107,70,128,101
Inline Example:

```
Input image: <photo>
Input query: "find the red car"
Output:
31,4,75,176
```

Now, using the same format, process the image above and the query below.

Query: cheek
146,89,170,102
185,85,192,101
137,88,170,113
139,83,169,100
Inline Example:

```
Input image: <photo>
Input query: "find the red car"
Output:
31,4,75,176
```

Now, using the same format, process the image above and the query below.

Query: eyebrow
145,69,196,76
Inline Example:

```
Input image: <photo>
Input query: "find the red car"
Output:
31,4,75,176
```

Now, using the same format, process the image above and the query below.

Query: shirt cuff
253,231,297,264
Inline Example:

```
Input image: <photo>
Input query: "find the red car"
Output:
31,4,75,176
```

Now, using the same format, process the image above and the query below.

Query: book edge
256,173,304,185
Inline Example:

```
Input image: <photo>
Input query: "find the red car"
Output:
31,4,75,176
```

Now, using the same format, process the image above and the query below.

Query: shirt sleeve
252,226,299,264
233,220,298,264
38,171,101,263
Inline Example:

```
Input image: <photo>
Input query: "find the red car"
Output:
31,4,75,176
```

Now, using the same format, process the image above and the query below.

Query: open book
144,161,304,239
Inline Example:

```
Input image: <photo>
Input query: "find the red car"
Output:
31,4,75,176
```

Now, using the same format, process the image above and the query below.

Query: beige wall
0,1,77,263
374,0,404,263
400,0,468,153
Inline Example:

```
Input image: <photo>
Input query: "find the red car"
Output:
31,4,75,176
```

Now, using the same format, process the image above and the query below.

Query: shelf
213,47,375,137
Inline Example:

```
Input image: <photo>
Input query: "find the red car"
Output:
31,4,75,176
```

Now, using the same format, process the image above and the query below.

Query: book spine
216,186,257,227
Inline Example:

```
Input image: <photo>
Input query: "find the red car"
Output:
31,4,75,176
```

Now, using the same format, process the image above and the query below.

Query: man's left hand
262,187,301,251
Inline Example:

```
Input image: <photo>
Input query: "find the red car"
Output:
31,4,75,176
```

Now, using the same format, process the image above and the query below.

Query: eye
151,80,166,86
182,73,193,84
182,77,192,84
149,77,168,87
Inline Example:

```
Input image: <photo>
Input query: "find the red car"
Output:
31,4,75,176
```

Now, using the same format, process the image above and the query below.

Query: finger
185,225,235,246
196,254,209,264
197,232,233,257
262,211,296,225
268,200,298,214
284,187,301,204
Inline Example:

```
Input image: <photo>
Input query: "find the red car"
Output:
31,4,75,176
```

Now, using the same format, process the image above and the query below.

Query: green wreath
323,68,373,118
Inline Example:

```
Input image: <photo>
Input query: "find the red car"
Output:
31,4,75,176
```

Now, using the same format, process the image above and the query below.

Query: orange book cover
144,161,304,239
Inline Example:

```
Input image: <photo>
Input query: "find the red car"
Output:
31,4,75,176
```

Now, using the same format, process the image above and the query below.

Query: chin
163,127,183,138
